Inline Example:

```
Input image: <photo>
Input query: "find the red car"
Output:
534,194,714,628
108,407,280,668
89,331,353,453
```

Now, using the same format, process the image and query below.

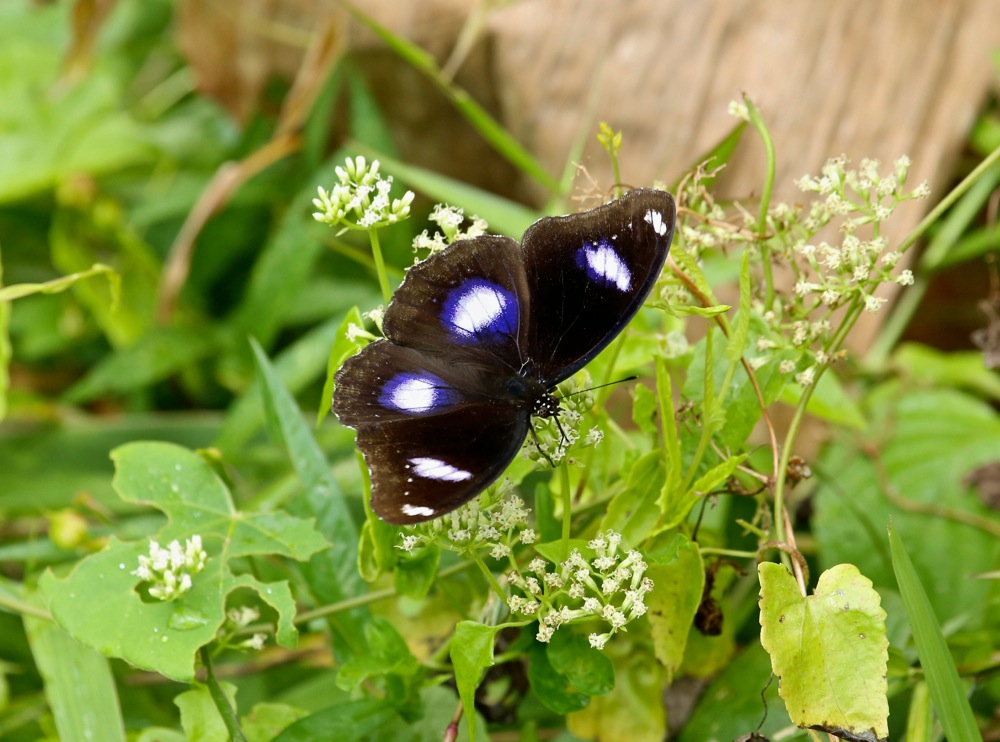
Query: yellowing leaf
758,562,889,741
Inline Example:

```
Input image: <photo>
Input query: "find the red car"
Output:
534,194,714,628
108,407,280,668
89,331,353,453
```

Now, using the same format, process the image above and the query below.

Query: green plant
2,3,999,741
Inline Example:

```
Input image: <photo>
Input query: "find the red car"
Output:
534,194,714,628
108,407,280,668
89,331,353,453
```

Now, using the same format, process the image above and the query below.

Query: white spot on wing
644,209,667,236
450,284,508,335
402,504,436,517
582,243,631,291
389,377,436,413
408,457,473,482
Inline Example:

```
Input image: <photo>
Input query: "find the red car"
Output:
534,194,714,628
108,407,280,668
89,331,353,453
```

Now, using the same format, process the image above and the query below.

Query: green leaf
678,642,792,742
336,617,420,692
317,306,365,426
758,562,889,740
631,382,658,438
892,342,1000,402
660,302,731,318
889,524,983,742
645,534,704,678
24,607,127,742
273,700,395,742
451,621,498,742
242,702,309,742
175,682,237,742
600,451,664,549
566,631,666,742
40,442,326,681
527,641,589,714
547,630,615,697
393,543,440,599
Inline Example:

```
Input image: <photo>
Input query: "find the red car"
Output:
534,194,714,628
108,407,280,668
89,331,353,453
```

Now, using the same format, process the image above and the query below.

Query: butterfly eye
442,278,518,341
576,239,632,291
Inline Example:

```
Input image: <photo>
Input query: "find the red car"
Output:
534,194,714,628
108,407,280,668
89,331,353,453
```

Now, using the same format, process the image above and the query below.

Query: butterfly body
334,189,675,524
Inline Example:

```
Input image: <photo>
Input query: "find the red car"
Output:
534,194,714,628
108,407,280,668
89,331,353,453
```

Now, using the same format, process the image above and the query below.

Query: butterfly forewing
522,189,675,383
381,235,530,373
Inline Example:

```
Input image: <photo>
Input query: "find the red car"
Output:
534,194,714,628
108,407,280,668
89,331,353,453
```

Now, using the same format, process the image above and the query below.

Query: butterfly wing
522,189,675,384
334,340,530,524
381,234,530,374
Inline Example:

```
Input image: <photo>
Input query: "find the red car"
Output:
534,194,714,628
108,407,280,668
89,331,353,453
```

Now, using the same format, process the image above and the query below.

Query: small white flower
589,632,609,650
896,269,914,286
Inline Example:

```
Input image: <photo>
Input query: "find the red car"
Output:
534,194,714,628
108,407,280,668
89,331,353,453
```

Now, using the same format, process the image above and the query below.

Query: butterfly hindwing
356,406,530,524
522,189,675,383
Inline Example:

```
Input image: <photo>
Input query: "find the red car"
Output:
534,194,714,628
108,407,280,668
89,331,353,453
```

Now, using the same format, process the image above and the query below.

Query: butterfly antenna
556,375,638,400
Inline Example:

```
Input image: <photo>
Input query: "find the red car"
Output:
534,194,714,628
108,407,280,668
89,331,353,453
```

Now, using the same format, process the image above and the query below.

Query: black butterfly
333,189,675,524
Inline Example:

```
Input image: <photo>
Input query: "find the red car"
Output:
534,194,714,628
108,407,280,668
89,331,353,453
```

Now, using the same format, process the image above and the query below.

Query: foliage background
1,2,999,741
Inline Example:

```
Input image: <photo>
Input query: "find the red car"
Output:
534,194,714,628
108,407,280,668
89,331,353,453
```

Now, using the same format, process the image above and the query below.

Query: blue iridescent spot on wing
441,278,518,342
379,372,458,414
575,239,632,292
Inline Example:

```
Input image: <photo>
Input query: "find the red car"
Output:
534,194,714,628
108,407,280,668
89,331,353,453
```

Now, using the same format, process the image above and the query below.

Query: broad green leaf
527,641,589,714
892,342,1000,402
600,451,664,548
758,562,889,740
656,358,682,494
889,524,983,742
567,631,666,742
175,682,237,742
242,702,309,742
24,607,127,742
393,543,440,599
678,642,792,742
335,617,420,692
451,621,498,742
814,386,1000,624
645,534,704,677
272,699,395,742
40,442,326,681
547,630,614,697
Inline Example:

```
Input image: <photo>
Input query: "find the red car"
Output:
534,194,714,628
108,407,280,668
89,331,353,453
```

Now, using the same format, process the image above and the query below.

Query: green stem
560,462,572,551
472,552,508,602
0,592,52,621
368,229,392,304
199,647,248,742
745,97,777,308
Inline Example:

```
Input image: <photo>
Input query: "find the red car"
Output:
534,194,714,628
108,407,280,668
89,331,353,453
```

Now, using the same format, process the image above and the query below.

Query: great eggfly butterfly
333,188,675,524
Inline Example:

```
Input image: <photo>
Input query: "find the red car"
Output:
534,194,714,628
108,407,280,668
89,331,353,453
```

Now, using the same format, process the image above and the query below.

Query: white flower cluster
397,493,536,558
412,204,489,257
312,156,414,230
507,530,653,650
132,535,208,601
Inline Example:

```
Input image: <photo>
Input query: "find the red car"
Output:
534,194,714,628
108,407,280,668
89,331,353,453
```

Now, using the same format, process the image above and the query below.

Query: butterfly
333,188,675,524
